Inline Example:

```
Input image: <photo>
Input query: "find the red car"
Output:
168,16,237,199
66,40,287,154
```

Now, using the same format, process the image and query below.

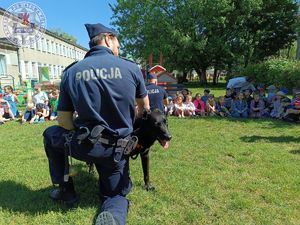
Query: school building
0,7,88,88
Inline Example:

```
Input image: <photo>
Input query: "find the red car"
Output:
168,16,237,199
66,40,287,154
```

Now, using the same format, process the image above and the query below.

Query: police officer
146,73,168,113
43,23,149,225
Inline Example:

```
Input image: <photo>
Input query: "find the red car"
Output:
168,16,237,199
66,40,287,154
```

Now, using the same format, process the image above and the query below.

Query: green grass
184,82,227,97
0,116,300,225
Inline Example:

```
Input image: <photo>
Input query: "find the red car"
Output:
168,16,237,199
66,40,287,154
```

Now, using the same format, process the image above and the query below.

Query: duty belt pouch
114,146,124,163
76,127,90,144
124,136,138,155
113,136,138,163
88,125,105,144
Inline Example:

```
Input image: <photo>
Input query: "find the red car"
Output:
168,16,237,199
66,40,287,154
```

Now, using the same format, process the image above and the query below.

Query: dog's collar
135,143,143,150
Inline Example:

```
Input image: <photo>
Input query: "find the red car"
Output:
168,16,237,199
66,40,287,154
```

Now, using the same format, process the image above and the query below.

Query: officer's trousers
43,125,131,225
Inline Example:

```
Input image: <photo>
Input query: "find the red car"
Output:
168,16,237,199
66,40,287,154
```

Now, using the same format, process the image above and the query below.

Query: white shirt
32,91,48,105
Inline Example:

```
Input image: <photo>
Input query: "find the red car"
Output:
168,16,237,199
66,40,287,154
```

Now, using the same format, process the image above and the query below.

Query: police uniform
43,23,147,225
146,74,167,112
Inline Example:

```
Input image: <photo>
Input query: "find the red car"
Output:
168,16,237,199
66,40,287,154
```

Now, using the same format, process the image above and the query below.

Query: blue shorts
50,111,57,117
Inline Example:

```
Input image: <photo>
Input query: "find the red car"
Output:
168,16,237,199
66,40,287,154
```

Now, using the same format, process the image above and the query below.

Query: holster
75,125,138,162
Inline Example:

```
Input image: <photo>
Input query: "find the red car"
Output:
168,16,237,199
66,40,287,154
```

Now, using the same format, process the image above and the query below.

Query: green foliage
243,58,300,90
49,28,77,44
111,0,298,83
0,116,300,224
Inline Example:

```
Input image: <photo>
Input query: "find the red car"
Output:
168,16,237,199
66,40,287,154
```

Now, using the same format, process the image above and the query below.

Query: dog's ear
142,109,151,120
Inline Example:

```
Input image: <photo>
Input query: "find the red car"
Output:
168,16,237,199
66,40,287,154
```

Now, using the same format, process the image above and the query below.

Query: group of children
1,83,300,125
167,85,300,122
0,84,59,125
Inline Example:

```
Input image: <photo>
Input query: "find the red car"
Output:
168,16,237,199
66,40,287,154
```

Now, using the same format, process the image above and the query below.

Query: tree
111,0,298,84
49,28,77,44
227,0,298,67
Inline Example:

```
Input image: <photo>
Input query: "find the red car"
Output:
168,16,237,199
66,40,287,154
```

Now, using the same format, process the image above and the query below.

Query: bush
243,58,300,92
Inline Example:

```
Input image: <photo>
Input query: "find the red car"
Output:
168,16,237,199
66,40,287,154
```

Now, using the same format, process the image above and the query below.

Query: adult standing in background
146,73,168,113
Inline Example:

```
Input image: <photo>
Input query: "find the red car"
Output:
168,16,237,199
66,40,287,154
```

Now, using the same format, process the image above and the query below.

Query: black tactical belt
76,125,138,156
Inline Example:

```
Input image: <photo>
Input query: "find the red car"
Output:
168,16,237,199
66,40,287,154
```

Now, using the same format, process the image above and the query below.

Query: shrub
243,58,300,92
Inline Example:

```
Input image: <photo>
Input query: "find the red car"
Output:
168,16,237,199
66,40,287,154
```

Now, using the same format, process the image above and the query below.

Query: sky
1,0,118,48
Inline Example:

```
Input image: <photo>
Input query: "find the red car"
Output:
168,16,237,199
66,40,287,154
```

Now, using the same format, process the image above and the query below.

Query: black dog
86,109,171,190
130,109,172,191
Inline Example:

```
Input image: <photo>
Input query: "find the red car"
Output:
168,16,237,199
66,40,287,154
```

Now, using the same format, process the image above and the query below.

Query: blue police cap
148,73,157,79
85,23,118,39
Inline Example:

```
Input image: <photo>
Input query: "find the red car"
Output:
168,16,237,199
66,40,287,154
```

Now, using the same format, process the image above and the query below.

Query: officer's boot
49,177,79,207
95,211,119,225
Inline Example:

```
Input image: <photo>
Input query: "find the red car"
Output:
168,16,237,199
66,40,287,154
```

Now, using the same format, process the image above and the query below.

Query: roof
156,71,177,82
0,7,88,51
148,65,166,74
0,38,18,50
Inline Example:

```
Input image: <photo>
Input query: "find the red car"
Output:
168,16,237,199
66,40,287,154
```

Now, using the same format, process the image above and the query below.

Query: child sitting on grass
184,94,196,117
206,94,216,116
270,91,285,119
193,93,205,116
216,96,231,117
201,89,210,105
283,91,300,122
250,92,265,119
231,92,248,118
22,103,36,124
3,85,18,117
224,88,233,111
33,103,47,124
174,94,185,118
50,89,59,120
0,97,15,121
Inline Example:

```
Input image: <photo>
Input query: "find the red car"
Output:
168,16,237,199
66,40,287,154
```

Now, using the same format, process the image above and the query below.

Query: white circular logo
2,1,47,47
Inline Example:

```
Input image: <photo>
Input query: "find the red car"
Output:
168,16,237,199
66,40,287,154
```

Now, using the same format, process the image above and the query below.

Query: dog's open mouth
158,139,170,149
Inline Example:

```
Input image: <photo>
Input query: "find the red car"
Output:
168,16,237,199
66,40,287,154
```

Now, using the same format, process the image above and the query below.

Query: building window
32,62,36,78
30,38,35,49
48,64,53,79
51,41,55,54
46,40,50,53
58,65,61,76
59,66,64,77
56,43,59,55
0,55,7,76
24,61,29,78
37,39,42,51
59,44,62,55
42,38,46,52
37,63,43,80
53,65,56,77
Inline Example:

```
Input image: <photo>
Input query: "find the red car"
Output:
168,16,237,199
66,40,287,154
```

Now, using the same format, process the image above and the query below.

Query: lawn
184,81,228,97
0,112,300,224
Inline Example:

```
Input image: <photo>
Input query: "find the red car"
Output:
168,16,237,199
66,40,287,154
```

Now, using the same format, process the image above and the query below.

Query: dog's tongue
161,140,170,149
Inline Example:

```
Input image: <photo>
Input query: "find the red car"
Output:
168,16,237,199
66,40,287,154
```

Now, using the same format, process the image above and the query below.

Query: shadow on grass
240,135,300,143
0,165,100,218
290,150,300,154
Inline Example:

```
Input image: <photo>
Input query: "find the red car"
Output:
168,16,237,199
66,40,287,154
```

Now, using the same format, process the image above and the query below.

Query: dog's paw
144,183,155,191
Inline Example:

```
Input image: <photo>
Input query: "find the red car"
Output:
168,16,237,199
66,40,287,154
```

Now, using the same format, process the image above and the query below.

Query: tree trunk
183,71,188,82
213,68,218,85
196,68,207,85
287,45,291,59
216,70,222,84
